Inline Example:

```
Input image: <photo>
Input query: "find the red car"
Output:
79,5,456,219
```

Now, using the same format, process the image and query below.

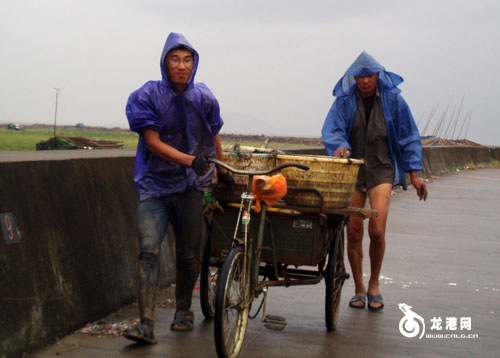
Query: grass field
0,128,308,151
0,128,140,151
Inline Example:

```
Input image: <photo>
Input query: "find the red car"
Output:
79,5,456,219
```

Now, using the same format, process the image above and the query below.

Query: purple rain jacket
321,51,422,189
126,33,223,200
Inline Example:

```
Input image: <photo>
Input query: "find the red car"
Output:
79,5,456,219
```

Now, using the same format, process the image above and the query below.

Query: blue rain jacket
321,51,422,189
126,32,223,199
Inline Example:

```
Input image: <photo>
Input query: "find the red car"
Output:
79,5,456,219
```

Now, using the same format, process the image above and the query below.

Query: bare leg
367,183,392,309
346,188,367,307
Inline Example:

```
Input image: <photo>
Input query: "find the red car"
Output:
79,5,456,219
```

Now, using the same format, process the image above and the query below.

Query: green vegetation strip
488,160,500,169
0,129,139,151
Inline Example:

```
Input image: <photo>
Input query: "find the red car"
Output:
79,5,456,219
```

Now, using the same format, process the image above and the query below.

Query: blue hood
160,32,199,92
333,51,404,97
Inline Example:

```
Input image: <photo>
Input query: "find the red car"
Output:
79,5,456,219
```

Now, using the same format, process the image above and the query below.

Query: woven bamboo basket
276,154,363,209
220,152,277,186
214,152,362,209
211,152,277,202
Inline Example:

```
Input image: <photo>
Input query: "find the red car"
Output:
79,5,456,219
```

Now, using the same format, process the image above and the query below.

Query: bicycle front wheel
214,245,250,358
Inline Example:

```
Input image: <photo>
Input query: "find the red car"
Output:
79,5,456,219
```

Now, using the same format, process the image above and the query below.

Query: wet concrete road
32,169,500,357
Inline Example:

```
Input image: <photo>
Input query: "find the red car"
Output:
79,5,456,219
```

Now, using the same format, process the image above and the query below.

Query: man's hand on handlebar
191,155,210,176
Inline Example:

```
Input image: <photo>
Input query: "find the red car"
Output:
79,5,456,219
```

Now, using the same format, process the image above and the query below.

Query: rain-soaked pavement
31,168,500,357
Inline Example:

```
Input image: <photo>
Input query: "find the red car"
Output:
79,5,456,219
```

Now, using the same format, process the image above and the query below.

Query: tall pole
443,105,456,139
54,88,60,149
451,95,465,140
463,112,472,140
457,111,470,140
432,96,453,137
422,103,439,136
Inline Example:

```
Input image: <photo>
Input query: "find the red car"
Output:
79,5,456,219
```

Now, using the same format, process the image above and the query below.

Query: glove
217,172,235,189
191,155,210,176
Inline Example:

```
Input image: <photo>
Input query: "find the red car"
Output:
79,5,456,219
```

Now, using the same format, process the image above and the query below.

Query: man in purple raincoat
124,32,233,343
322,51,427,312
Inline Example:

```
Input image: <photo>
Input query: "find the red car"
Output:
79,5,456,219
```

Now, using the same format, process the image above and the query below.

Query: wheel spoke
201,236,218,319
224,309,239,347
215,246,250,358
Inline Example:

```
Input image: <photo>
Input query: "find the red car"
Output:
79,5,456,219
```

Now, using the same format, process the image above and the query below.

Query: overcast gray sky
1,0,499,145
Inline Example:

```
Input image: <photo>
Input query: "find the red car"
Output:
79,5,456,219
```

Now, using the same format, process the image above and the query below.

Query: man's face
354,73,379,97
165,49,194,92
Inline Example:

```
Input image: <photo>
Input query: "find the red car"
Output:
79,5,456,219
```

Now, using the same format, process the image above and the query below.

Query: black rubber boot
123,319,157,344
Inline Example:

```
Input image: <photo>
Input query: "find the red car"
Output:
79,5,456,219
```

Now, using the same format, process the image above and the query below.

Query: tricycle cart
200,155,376,358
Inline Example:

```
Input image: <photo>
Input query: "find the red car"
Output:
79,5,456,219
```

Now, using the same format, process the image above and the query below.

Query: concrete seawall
420,145,500,177
0,153,175,358
0,146,499,357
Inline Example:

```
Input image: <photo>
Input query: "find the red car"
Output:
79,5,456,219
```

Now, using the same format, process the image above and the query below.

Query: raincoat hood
333,51,404,97
160,32,199,92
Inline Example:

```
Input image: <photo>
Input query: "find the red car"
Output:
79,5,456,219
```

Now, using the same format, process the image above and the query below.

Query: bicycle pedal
264,322,286,330
265,315,286,322
264,315,287,330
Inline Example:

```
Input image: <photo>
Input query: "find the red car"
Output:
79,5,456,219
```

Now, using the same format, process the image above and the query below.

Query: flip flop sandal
349,295,366,309
367,293,384,312
170,310,194,331
123,324,157,344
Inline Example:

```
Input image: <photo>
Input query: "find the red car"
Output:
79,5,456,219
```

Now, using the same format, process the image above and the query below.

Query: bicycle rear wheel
325,225,347,332
214,245,250,358
200,233,218,319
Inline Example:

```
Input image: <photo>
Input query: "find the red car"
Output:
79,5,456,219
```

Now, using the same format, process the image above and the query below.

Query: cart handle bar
209,158,309,176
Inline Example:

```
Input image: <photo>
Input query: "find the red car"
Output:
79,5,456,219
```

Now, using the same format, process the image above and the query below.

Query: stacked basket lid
220,152,363,209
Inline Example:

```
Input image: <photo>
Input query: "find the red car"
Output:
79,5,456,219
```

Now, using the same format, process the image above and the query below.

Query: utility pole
53,88,60,149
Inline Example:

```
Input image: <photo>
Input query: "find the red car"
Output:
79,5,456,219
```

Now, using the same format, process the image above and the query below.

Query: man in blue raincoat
124,32,233,343
322,51,427,312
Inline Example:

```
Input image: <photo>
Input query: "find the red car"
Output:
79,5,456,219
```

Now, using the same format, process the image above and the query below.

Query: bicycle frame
230,184,270,309
209,158,309,308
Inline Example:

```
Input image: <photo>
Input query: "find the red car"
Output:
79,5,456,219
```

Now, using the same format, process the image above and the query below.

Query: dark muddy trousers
135,189,203,324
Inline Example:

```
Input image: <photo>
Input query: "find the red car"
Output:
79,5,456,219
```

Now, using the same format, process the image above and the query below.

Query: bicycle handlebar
209,158,309,175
